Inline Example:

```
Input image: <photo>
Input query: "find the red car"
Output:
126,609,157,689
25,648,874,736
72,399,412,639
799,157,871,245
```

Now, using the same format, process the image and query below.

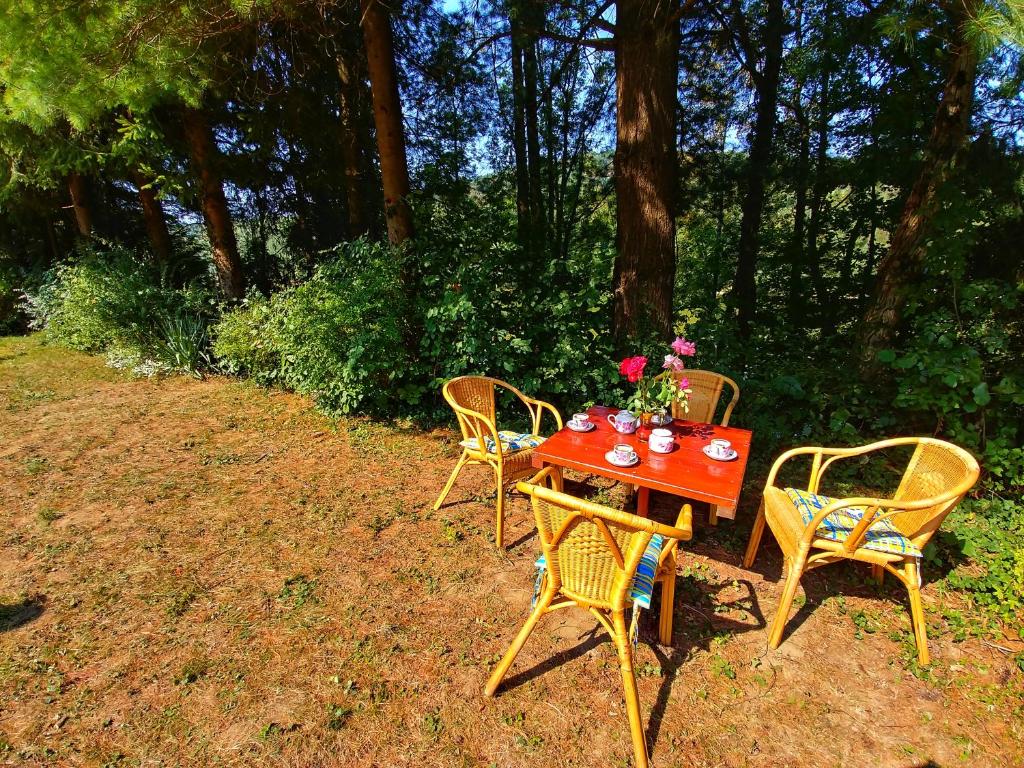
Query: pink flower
662,354,685,372
618,355,647,383
677,377,690,390
671,336,696,357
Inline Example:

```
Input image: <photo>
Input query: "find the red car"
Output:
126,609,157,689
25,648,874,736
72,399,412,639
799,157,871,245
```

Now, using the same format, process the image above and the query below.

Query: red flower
618,355,647,383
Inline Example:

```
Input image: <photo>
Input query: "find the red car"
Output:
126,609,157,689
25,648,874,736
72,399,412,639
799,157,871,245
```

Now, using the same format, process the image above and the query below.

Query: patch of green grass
278,575,318,609
174,657,210,686
368,500,408,536
422,709,443,739
396,567,439,594
24,456,48,476
257,721,300,740
636,661,663,678
326,703,354,730
514,733,544,751
440,518,464,543
850,609,879,640
37,507,63,524
167,587,198,618
501,711,525,728
710,656,737,680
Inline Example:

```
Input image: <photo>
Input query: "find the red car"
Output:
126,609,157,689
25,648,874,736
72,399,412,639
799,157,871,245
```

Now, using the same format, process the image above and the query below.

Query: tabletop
531,405,753,518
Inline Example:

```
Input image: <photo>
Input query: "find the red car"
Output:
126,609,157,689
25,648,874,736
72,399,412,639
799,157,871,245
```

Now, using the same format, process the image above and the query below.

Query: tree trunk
131,170,173,264
181,107,245,299
805,65,831,327
733,0,784,338
857,1,979,374
788,103,810,317
523,2,545,252
360,0,414,245
509,5,532,252
337,50,370,239
612,0,680,348
509,0,546,261
861,182,879,300
67,172,93,237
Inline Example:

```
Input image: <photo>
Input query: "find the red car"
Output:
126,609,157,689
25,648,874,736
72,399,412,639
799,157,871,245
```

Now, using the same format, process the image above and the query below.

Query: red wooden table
531,405,753,522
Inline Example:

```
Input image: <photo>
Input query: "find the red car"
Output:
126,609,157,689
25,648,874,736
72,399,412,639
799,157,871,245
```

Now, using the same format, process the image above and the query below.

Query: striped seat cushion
533,535,665,609
784,487,921,558
460,430,545,454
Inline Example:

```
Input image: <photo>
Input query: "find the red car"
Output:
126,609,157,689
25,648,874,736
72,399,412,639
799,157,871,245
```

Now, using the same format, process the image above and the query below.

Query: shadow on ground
0,594,46,632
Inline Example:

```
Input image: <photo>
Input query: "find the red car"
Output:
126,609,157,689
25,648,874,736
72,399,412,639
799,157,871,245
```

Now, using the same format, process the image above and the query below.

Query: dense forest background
0,2,1022,623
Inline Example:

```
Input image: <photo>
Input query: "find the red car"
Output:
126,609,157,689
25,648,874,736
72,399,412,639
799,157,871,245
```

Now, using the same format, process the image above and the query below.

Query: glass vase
637,411,654,442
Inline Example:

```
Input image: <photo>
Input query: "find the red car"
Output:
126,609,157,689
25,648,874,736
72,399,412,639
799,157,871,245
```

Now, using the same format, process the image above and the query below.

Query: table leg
636,487,650,518
709,505,736,524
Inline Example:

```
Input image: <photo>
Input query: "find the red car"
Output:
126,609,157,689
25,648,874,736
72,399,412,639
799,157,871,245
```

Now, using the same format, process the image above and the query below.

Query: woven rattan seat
434,376,562,548
743,437,980,665
485,468,693,768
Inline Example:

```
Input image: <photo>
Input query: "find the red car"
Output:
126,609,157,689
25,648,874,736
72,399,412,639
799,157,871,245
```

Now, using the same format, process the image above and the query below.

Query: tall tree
727,0,785,338
130,170,173,264
361,0,415,245
858,0,981,372
612,0,681,347
509,0,547,260
66,171,93,237
337,48,372,239
181,107,245,298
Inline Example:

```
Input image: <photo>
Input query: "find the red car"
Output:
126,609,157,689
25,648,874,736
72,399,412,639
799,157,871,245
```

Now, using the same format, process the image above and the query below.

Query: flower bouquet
618,337,696,435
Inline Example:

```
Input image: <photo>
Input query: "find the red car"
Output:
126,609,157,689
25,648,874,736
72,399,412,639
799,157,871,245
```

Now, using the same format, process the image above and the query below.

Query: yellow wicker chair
485,468,693,768
743,437,979,665
434,376,562,548
656,368,740,525
657,368,739,426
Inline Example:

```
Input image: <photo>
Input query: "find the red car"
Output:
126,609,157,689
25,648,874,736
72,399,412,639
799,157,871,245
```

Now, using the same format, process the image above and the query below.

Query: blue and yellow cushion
784,487,921,558
532,535,665,609
460,430,545,455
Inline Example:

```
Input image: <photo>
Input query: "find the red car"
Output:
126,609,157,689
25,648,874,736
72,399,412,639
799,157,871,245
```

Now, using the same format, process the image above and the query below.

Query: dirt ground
1,335,1021,768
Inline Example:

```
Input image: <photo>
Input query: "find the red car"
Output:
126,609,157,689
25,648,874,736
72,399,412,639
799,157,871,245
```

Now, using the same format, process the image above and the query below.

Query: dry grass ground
1,334,1021,768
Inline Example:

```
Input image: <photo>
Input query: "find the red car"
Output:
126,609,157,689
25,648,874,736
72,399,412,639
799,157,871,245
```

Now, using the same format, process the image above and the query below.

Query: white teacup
709,438,732,458
649,428,674,454
571,412,590,428
613,443,636,463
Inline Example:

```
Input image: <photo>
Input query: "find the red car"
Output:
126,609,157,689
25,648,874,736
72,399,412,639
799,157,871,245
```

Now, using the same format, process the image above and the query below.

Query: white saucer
703,445,738,462
567,420,596,433
605,450,639,468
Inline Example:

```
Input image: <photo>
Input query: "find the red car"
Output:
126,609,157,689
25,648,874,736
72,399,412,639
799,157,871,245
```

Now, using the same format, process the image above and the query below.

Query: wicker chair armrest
765,446,825,488
522,396,563,434
526,466,563,492
658,505,693,566
768,439,926,493
515,484,693,543
450,403,504,458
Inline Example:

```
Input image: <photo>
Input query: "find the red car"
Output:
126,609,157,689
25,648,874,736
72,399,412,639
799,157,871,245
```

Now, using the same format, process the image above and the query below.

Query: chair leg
494,463,505,548
905,562,930,666
433,452,469,510
657,551,677,646
742,498,767,569
767,551,806,649
709,505,719,526
871,563,885,584
612,609,650,768
484,588,554,697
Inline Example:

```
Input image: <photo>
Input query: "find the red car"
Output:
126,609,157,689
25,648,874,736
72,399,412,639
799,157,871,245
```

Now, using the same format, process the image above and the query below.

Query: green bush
21,245,215,375
213,239,410,414
210,293,283,384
